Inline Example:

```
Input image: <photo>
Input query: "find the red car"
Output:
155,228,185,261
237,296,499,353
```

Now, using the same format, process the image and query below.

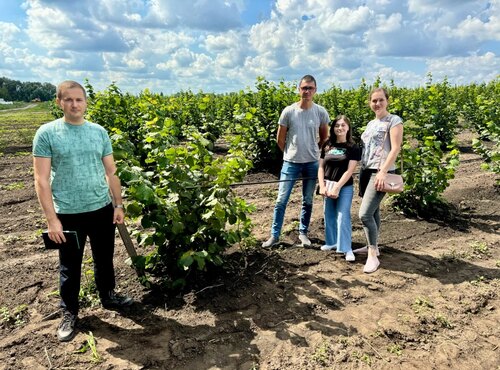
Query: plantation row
52,76,498,289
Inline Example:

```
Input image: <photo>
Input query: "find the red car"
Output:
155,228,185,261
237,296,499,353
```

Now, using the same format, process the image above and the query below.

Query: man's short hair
56,81,87,100
299,75,317,87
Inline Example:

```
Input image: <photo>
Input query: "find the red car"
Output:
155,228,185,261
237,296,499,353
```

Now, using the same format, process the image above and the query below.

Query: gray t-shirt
33,119,113,214
279,102,330,163
360,114,403,170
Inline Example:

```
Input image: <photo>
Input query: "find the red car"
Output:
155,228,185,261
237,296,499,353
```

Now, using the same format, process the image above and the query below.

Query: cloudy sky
1,0,499,94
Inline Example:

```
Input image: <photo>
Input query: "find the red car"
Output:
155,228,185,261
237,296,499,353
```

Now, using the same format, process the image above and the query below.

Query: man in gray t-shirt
262,75,330,248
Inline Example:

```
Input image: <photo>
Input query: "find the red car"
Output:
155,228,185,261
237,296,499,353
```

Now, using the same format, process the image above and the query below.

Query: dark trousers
57,203,116,315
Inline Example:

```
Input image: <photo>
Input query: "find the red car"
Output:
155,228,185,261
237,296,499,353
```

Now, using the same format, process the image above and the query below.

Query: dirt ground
0,132,498,370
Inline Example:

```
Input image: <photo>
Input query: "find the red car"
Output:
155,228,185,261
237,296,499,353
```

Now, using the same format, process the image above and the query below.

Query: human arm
318,158,327,196
374,124,403,191
102,154,124,224
329,160,359,198
33,156,66,243
276,125,287,152
318,123,328,149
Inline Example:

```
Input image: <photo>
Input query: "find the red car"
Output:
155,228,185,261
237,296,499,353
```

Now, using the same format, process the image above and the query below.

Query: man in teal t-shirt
33,80,133,342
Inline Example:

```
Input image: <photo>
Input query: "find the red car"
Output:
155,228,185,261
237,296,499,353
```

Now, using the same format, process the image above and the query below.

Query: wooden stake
117,222,145,277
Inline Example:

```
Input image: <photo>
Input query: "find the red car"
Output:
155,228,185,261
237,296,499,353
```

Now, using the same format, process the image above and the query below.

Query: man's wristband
114,204,124,209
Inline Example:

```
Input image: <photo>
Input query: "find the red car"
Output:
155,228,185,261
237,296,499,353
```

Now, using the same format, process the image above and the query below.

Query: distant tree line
0,77,56,102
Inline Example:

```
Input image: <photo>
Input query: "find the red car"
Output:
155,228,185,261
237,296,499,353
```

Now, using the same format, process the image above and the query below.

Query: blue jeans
270,160,318,238
324,185,354,252
57,203,117,315
358,172,387,246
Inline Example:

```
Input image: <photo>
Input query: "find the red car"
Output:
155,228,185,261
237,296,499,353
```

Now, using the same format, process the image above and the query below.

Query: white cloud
426,52,500,83
0,22,21,42
408,0,476,15
0,0,497,94
25,0,129,52
319,6,373,34
449,15,500,41
124,57,146,70
26,3,74,49
249,20,287,53
144,0,243,30
244,52,281,77
122,30,195,56
375,13,403,33
156,48,216,79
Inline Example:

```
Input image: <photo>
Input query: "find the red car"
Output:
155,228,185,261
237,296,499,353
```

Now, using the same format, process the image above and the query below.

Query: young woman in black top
318,115,361,261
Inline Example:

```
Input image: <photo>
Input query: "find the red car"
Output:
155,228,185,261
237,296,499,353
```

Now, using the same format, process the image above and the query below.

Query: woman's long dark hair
324,114,354,149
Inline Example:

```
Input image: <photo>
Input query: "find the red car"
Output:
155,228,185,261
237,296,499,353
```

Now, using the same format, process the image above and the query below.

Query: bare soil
0,132,498,370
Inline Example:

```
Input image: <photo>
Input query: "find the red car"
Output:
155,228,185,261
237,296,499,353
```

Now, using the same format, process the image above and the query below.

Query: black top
320,142,361,186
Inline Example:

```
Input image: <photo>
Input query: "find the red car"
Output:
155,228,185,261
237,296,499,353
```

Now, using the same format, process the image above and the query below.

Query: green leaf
172,221,185,234
135,183,156,203
126,202,143,217
179,251,194,270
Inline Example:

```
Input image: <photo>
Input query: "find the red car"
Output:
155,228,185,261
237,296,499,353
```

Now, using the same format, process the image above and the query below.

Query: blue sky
0,0,498,94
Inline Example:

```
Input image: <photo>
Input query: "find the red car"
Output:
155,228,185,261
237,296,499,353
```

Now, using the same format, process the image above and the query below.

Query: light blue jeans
324,185,354,252
270,160,318,238
358,172,387,246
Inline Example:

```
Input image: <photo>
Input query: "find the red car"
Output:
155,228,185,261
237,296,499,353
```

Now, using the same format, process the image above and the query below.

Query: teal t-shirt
33,119,113,214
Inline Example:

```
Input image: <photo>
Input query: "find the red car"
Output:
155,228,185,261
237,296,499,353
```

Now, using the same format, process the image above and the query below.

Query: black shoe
101,291,133,309
57,311,77,342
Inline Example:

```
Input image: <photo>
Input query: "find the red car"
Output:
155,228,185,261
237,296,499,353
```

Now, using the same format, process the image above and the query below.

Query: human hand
329,185,340,199
47,218,65,243
326,187,339,199
113,207,125,224
319,186,327,196
374,171,387,191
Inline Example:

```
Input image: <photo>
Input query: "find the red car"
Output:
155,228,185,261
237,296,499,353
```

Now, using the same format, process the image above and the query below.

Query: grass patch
282,220,300,234
470,241,490,258
435,314,453,329
0,182,25,190
79,257,100,308
0,102,30,110
2,234,22,245
470,275,487,286
75,331,102,363
352,351,372,365
387,343,403,356
412,296,434,313
0,103,54,152
441,242,492,262
264,188,278,201
311,340,330,366
440,249,468,262
0,304,29,327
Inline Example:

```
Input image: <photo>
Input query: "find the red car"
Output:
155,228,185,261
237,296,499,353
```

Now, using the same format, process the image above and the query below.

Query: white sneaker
345,251,355,262
262,236,279,248
298,234,311,247
320,244,335,251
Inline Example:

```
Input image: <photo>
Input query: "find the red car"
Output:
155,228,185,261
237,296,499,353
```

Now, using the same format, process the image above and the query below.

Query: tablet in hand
42,231,80,249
